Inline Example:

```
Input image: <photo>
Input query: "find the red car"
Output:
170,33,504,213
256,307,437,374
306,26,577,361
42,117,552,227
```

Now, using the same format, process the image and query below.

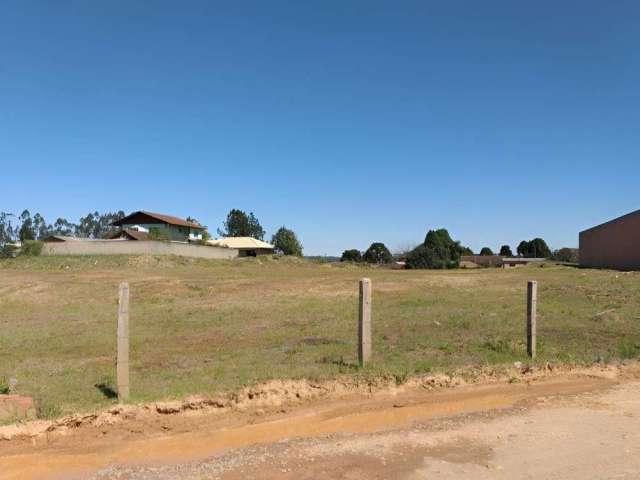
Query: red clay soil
2,363,638,479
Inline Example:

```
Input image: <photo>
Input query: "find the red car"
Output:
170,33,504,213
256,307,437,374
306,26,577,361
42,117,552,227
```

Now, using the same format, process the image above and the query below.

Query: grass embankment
1,254,639,417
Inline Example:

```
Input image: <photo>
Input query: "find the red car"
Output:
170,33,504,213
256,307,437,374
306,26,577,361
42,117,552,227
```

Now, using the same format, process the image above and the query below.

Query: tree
517,238,551,258
424,229,462,261
395,242,417,258
76,210,125,238
19,210,35,241
363,242,392,264
405,228,468,269
528,238,551,258
32,213,49,240
271,226,303,256
51,218,76,236
499,245,513,257
341,249,362,262
517,241,530,257
0,212,17,246
457,245,474,256
424,229,460,266
76,211,99,238
217,209,265,240
552,247,579,263
480,247,494,256
405,244,437,269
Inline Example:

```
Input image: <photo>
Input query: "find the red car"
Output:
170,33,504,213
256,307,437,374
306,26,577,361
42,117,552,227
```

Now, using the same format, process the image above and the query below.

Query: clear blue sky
1,1,638,255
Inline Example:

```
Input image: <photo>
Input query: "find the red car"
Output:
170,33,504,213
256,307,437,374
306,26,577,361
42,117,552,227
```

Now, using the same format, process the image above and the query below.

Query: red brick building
579,209,640,271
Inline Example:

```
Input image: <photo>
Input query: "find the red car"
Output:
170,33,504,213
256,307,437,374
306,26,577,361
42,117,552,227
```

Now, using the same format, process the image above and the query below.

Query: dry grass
1,254,639,416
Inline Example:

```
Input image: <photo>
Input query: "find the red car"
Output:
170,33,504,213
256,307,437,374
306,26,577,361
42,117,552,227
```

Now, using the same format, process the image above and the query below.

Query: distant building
460,255,546,269
110,229,150,241
207,237,274,257
502,257,546,268
580,209,640,271
460,255,504,268
111,211,205,243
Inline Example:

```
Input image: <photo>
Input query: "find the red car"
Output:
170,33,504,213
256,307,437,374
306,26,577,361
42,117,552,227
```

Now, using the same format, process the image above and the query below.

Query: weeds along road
2,364,640,479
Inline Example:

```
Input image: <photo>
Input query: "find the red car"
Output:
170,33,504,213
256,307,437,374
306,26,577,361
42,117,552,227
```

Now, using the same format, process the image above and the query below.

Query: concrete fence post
527,280,537,359
117,282,130,402
358,278,372,366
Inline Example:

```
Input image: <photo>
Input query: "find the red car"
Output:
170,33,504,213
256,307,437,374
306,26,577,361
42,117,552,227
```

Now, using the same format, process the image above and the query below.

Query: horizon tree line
342,231,576,268
0,210,126,244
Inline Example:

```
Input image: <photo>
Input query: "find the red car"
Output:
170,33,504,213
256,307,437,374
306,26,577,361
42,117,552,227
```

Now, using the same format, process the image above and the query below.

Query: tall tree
19,210,35,241
51,218,76,236
32,213,49,240
217,209,265,240
528,238,551,258
76,210,125,238
76,211,99,238
0,212,18,246
479,247,494,256
363,242,392,264
516,238,551,258
271,226,303,256
517,240,530,257
499,245,513,257
406,228,469,269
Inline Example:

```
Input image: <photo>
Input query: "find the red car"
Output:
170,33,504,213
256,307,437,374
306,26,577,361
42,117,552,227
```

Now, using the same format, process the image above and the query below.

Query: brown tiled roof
122,230,150,241
112,211,203,229
107,229,150,240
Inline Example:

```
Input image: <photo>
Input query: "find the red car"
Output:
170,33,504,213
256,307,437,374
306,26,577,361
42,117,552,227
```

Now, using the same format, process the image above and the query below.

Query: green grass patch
0,255,639,415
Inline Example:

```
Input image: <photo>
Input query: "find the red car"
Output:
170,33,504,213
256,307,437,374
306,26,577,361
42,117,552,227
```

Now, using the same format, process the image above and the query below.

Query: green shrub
499,245,514,257
20,240,43,256
271,227,303,256
392,369,410,385
0,378,9,394
552,248,579,263
363,243,392,264
36,399,63,419
341,249,362,262
0,244,19,258
405,245,435,269
517,238,552,258
405,229,465,269
148,227,172,242
619,339,640,360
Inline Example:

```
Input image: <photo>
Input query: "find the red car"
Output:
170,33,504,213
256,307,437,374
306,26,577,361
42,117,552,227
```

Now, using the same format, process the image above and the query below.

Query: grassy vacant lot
1,255,639,417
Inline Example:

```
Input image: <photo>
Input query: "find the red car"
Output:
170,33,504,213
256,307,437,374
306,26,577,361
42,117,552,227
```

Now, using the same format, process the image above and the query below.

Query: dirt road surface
2,367,640,479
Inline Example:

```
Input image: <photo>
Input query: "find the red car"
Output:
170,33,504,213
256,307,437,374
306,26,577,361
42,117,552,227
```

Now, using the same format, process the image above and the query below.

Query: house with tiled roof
111,211,205,243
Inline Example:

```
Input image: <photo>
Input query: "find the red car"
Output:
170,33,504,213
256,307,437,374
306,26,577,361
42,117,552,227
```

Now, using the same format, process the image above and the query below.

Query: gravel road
90,380,640,479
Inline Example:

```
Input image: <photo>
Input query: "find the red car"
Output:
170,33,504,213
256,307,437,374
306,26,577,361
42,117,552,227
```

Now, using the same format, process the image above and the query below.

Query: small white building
207,237,274,257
